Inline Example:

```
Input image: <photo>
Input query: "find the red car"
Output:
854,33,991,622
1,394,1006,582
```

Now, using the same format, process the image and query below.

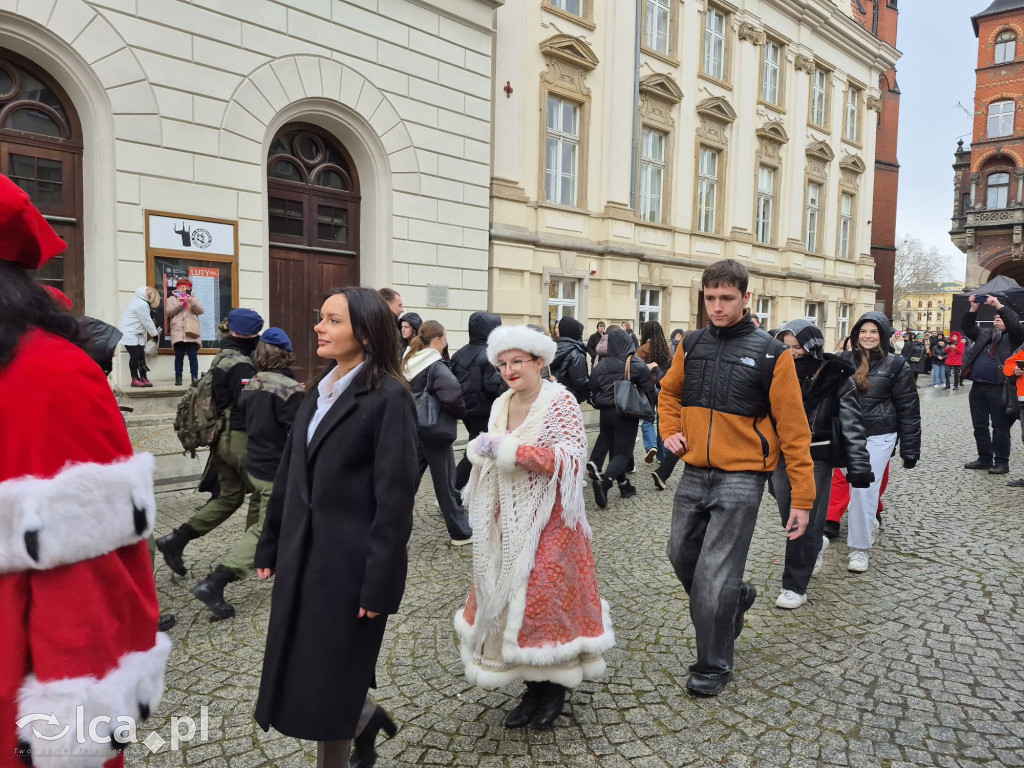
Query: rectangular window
838,303,851,340
845,86,860,142
811,67,828,126
756,297,772,330
550,0,583,14
805,301,822,327
545,96,580,206
996,37,1016,64
805,182,821,252
987,172,1010,208
703,8,726,79
547,277,578,331
755,166,775,245
988,101,1015,139
697,147,719,234
639,128,666,224
762,40,780,105
639,286,662,324
838,193,853,259
645,0,671,55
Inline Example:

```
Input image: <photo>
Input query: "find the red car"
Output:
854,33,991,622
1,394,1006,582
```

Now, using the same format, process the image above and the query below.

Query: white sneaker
775,589,807,609
812,536,829,576
450,535,473,547
848,550,869,572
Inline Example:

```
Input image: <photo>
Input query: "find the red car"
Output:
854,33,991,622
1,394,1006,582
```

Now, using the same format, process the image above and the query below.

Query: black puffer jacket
794,354,873,485
449,312,504,424
551,317,591,403
409,360,466,420
589,326,656,411
840,311,921,465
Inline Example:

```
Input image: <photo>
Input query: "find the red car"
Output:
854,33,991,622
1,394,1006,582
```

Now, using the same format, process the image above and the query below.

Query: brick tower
850,0,901,316
951,0,1024,286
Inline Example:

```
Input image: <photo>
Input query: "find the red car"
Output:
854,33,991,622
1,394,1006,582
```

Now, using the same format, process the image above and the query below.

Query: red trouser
827,463,889,522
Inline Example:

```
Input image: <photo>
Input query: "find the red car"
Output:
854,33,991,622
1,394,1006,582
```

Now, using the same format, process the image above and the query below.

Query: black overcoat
253,370,418,741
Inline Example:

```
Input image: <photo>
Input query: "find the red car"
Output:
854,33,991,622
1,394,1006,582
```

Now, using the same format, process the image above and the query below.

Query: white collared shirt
307,361,366,445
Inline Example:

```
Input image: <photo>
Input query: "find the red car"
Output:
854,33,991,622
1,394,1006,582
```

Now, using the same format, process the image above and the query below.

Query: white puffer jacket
119,287,159,346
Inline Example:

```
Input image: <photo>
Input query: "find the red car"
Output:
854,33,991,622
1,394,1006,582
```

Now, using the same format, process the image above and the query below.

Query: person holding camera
165,277,205,386
961,294,1024,474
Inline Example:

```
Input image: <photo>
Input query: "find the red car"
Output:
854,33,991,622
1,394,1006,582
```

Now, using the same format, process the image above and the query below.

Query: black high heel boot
530,683,566,729
504,681,545,728
350,706,397,768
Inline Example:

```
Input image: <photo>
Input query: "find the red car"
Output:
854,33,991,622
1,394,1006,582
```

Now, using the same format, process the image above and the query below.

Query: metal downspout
629,0,642,211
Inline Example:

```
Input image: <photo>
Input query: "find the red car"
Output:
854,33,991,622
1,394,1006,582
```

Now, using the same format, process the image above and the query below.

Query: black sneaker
823,520,840,539
652,471,667,491
964,460,993,470
989,464,1009,475
592,478,609,509
618,480,637,499
1007,478,1024,488
586,461,602,484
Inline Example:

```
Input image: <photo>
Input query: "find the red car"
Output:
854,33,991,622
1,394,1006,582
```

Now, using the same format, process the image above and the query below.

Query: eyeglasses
495,356,539,373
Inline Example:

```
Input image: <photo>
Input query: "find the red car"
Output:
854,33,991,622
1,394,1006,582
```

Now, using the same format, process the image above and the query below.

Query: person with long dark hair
403,319,474,545
636,320,672,463
254,287,418,768
0,175,168,765
837,312,920,573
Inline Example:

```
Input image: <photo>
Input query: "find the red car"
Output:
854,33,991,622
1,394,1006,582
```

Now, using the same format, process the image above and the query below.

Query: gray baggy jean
667,465,768,679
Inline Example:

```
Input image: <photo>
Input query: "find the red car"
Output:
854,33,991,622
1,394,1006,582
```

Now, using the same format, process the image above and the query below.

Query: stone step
118,384,187,416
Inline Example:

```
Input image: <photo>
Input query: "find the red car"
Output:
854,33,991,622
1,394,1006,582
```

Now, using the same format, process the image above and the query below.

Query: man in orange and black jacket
658,259,814,697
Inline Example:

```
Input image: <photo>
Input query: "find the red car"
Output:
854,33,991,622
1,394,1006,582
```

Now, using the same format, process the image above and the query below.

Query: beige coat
165,294,205,345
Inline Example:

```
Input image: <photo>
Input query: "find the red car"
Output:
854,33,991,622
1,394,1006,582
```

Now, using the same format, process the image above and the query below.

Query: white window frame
545,96,580,206
987,172,1010,209
805,182,821,253
762,40,780,105
646,0,672,55
996,32,1016,64
837,303,851,340
639,286,662,324
805,301,822,327
547,277,579,328
755,165,775,245
755,296,772,329
697,146,719,234
838,192,853,259
703,8,726,80
811,67,828,127
988,101,1015,139
844,86,860,142
639,127,666,223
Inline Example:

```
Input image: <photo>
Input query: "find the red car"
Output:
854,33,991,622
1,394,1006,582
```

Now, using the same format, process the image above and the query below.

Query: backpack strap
682,328,705,357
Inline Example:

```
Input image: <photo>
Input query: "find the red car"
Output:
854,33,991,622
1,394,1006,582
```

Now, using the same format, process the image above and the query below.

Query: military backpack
173,349,248,458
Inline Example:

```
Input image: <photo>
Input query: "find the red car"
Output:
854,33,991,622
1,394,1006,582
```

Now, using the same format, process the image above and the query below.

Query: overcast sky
894,1,991,282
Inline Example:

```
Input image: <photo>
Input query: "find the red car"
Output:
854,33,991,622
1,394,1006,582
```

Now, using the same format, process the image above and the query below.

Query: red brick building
850,0,901,316
951,0,1024,286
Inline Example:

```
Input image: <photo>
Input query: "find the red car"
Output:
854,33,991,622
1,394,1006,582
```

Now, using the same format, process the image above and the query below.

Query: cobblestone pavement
137,385,1024,767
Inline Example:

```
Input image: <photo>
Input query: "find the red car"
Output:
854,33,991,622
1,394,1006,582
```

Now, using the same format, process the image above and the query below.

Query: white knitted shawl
464,380,589,636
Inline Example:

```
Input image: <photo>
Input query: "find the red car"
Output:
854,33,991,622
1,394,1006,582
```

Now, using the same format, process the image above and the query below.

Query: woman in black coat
587,325,656,508
255,287,418,768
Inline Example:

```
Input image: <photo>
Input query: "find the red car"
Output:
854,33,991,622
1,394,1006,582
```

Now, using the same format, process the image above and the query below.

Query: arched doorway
0,51,84,310
267,124,360,383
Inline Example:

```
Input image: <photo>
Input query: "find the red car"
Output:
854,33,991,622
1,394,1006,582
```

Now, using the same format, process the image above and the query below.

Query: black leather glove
846,472,875,489
902,459,917,469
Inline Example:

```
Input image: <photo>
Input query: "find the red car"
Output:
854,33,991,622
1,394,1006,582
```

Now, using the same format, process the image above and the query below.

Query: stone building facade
489,0,899,349
893,281,965,335
951,0,1024,289
1,0,500,383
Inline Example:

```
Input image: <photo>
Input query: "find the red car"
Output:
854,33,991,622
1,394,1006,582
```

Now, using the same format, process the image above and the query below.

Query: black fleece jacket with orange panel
658,319,815,509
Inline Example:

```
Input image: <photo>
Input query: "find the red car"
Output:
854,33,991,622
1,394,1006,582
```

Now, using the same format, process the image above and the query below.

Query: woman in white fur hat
455,324,614,730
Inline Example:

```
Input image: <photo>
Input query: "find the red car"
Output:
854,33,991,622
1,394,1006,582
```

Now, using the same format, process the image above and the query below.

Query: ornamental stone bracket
866,95,883,112
737,22,765,45
794,55,815,75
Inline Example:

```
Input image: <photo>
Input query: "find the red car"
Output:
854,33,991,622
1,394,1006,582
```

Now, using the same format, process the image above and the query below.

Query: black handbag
1002,378,1021,424
416,362,458,444
613,355,655,421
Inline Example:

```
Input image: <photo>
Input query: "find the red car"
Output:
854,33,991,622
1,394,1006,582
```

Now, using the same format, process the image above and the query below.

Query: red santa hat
0,172,67,269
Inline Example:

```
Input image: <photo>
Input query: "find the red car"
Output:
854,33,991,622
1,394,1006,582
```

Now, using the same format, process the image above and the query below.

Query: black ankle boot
350,705,397,768
155,524,198,576
530,683,566,729
504,681,545,728
192,565,239,619
175,375,183,386
618,480,637,499
158,614,176,632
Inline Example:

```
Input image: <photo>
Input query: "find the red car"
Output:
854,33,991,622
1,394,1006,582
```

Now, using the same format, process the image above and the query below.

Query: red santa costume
455,326,614,692
0,174,169,768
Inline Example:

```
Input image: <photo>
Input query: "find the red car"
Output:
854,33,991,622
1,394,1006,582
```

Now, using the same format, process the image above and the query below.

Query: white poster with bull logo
148,214,235,256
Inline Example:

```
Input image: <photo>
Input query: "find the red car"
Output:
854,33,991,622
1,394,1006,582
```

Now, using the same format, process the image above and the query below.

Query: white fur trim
466,438,484,466
402,347,442,381
0,453,156,574
454,588,615,690
486,325,557,367
495,435,521,473
17,633,171,768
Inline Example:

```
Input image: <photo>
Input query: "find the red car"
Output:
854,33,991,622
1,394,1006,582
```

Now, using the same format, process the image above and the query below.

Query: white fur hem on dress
17,633,171,768
0,453,156,574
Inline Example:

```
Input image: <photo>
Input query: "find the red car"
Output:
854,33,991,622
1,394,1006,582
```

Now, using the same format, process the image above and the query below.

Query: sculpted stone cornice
539,34,599,72
806,140,836,163
839,153,867,174
794,55,815,75
756,120,790,144
737,22,765,45
695,96,737,124
639,73,683,104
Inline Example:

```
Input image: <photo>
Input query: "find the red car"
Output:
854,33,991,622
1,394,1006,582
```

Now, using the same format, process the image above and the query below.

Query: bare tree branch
891,234,952,327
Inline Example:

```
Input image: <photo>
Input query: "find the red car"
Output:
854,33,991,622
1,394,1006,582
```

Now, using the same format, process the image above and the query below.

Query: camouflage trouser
186,430,257,541
220,474,275,579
